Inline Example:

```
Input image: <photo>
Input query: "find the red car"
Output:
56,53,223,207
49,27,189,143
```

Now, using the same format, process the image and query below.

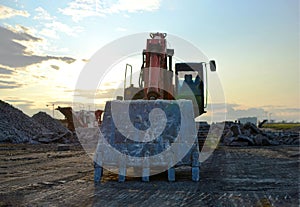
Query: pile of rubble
0,100,74,144
221,121,299,146
32,112,75,143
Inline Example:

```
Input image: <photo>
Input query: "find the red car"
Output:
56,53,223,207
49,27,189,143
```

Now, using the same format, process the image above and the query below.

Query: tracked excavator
94,32,216,182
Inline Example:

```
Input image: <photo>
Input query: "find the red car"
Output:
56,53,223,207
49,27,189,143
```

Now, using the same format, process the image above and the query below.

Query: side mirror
209,60,216,72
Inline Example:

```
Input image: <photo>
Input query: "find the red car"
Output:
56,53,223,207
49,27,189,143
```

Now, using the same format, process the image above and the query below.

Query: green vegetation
262,123,300,130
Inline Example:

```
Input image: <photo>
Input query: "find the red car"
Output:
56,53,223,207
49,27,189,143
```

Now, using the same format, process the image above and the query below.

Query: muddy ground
0,143,299,207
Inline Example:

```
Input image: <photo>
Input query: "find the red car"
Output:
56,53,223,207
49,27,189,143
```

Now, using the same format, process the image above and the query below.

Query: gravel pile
32,112,76,143
0,100,74,144
0,100,50,143
221,121,299,146
32,112,70,134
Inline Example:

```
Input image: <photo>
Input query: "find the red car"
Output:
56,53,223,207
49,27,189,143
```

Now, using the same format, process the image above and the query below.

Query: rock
0,100,74,144
269,140,280,146
253,135,262,145
285,138,294,145
224,130,234,139
254,134,267,146
292,139,299,145
32,112,70,135
224,137,235,145
243,129,251,137
220,120,300,147
264,132,276,139
237,135,254,145
230,125,241,136
244,122,261,134
37,137,52,143
229,141,248,146
32,112,75,143
261,137,272,146
0,100,50,143
252,134,273,145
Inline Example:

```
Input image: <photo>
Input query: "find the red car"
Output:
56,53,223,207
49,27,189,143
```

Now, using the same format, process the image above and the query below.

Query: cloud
43,21,84,37
0,80,23,89
58,0,105,22
202,103,300,123
33,6,84,39
0,26,76,68
65,87,123,100
59,0,161,22
4,24,37,36
116,27,127,32
107,0,161,13
0,5,30,19
3,98,38,116
40,28,59,39
225,104,265,119
33,7,54,21
50,65,60,70
0,67,15,74
32,75,46,79
5,98,34,104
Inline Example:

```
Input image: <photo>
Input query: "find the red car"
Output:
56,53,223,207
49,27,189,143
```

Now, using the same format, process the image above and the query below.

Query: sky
0,0,299,122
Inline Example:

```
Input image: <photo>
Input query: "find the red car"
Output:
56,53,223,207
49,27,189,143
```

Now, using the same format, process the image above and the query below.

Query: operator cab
175,63,206,116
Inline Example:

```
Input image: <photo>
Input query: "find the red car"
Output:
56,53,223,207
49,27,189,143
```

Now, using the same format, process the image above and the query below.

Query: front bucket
94,99,200,182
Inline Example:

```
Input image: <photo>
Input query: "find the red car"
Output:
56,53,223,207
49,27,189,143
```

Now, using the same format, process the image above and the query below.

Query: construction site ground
0,143,299,207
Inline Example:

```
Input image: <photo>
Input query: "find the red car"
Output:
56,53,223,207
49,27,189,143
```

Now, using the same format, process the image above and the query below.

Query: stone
220,121,300,147
269,140,280,146
224,130,234,139
286,138,295,145
254,134,265,145
0,100,74,144
0,100,49,143
292,139,299,145
261,137,272,146
237,135,254,145
230,125,241,136
249,123,261,134
229,141,249,146
223,137,235,146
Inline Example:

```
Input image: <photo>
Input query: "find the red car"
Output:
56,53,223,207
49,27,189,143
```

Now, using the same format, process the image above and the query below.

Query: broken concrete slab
230,125,241,136
237,135,254,146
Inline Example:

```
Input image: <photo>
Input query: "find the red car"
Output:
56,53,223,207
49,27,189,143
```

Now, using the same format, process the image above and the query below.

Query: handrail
124,63,133,90
204,63,208,108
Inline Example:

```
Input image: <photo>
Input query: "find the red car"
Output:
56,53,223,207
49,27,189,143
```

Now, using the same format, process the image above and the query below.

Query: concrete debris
229,141,249,147
1,100,298,147
0,100,75,144
219,121,299,146
230,125,241,136
237,134,255,146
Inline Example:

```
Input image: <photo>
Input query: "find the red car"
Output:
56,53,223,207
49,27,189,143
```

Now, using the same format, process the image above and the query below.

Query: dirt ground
0,143,299,207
